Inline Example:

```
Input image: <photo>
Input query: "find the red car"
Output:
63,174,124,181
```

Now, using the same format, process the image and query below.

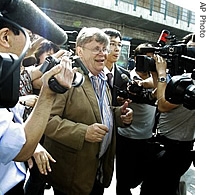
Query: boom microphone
0,0,67,45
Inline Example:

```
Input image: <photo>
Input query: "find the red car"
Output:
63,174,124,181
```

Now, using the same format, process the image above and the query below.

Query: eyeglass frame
82,46,110,55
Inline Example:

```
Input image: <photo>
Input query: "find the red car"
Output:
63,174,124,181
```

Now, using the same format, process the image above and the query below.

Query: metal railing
115,0,195,26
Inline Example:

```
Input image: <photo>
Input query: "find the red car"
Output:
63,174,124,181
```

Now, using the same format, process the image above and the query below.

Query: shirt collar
88,71,106,81
104,64,115,77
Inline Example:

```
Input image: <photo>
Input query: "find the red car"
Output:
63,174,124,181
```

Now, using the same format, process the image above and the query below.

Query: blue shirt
0,104,27,194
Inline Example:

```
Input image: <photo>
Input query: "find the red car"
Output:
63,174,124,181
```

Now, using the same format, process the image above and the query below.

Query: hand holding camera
116,74,156,105
39,50,88,93
40,55,76,94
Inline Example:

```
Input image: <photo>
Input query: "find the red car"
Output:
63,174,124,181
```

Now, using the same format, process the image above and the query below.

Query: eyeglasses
110,42,123,48
83,46,109,55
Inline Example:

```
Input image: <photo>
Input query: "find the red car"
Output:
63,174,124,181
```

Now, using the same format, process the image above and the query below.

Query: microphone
121,73,132,83
121,73,140,87
0,0,67,45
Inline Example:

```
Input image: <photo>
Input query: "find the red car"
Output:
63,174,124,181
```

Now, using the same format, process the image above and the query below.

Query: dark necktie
106,73,113,89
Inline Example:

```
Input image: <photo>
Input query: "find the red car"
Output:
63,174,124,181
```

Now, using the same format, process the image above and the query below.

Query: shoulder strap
152,107,160,134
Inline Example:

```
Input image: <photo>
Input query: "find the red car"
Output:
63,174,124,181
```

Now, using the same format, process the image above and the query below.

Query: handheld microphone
0,0,67,45
121,73,132,83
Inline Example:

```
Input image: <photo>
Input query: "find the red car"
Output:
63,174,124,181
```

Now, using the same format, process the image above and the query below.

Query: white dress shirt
0,104,27,194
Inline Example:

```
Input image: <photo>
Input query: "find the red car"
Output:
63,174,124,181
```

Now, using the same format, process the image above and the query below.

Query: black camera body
135,55,156,72
117,82,143,99
134,30,195,110
117,79,156,105
165,75,195,110
0,53,20,108
135,44,195,76
136,31,195,76
39,55,88,93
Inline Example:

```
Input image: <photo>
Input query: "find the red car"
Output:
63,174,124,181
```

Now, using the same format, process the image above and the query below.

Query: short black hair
34,40,60,64
0,16,20,35
102,28,122,40
134,42,154,56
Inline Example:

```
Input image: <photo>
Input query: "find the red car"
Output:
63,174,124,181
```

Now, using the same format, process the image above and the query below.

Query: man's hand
41,55,77,94
154,54,167,76
19,94,38,107
85,123,108,143
120,101,133,125
27,143,56,175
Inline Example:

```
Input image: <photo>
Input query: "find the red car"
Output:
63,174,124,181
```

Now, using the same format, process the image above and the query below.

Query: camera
165,74,195,110
135,55,156,72
39,54,89,93
136,30,195,76
117,74,156,105
117,81,143,100
134,30,195,110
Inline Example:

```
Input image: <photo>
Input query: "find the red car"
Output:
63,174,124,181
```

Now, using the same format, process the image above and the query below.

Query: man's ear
76,46,83,57
0,28,10,48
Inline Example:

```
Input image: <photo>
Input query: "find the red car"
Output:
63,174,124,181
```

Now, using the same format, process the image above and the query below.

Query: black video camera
165,74,195,110
135,30,195,76
117,81,143,99
39,54,89,93
117,74,156,105
135,55,156,72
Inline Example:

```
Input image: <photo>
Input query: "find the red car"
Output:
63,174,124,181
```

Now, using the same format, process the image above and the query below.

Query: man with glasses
42,27,133,195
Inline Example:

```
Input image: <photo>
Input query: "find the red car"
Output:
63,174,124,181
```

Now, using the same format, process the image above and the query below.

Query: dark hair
134,42,154,56
34,40,59,64
0,17,20,35
102,28,122,40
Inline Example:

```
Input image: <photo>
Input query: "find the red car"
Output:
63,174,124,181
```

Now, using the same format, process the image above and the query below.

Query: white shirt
0,104,27,194
103,66,115,87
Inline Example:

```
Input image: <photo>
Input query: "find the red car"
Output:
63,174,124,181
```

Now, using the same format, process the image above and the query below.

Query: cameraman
126,43,157,105
0,1,76,194
115,43,159,195
139,54,195,195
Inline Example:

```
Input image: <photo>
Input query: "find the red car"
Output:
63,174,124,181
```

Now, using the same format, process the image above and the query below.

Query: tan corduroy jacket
43,73,126,195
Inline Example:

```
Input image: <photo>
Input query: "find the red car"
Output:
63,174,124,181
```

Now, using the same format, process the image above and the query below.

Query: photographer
125,43,157,105
0,0,76,194
115,43,160,195
139,52,195,195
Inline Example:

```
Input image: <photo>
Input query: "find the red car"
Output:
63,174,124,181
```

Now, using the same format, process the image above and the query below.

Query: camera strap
6,108,15,122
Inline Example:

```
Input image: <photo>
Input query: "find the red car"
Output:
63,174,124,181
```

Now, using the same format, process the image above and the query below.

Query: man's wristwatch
157,77,167,83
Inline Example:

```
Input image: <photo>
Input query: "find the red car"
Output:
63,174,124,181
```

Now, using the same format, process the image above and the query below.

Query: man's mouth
95,59,105,63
